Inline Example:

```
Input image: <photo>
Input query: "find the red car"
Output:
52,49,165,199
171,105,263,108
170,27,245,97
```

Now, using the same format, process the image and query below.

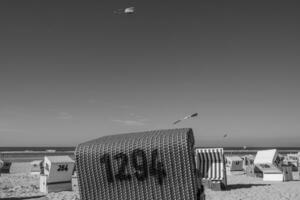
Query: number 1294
100,149,166,185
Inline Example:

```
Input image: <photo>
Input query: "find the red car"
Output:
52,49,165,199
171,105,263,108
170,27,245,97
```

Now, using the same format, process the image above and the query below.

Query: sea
0,147,75,162
0,146,299,162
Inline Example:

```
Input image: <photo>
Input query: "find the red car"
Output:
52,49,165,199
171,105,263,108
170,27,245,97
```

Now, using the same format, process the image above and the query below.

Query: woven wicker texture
75,128,198,200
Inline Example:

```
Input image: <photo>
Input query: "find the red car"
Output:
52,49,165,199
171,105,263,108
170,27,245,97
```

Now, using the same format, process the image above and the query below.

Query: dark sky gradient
0,1,300,147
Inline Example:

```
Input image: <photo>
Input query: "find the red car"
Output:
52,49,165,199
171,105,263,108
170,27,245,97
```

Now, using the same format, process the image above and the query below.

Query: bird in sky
124,7,135,14
114,7,135,15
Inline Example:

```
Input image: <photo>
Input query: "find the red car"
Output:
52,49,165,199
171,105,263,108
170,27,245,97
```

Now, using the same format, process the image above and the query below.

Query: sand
0,173,79,200
206,172,300,200
1,169,300,199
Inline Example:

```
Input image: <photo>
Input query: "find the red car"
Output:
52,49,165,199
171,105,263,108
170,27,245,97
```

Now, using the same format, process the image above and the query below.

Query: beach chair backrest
44,156,75,183
286,154,299,168
195,148,225,181
254,149,278,165
75,128,199,200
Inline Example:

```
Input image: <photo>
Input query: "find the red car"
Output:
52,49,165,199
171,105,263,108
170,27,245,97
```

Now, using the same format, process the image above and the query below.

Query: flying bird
114,7,135,15
173,113,198,125
124,7,135,14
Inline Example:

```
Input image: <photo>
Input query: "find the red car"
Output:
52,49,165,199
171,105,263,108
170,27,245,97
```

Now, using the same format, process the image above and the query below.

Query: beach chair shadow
0,195,46,200
227,183,270,190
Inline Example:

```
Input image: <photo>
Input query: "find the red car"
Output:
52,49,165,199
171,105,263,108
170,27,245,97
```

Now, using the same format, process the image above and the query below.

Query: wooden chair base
40,175,72,193
202,179,226,191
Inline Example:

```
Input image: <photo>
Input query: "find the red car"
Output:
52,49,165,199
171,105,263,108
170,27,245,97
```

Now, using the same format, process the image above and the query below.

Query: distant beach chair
245,164,256,177
30,160,42,175
0,161,12,174
75,128,204,200
242,154,255,170
40,155,75,193
285,154,299,171
282,165,293,181
254,149,284,181
298,152,300,172
226,156,243,171
195,148,227,191
0,159,3,176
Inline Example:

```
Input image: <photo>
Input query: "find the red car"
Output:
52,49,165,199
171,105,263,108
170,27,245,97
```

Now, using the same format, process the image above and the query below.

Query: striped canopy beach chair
195,148,227,190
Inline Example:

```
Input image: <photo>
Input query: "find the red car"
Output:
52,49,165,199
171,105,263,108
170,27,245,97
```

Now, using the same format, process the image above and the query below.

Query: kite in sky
173,113,198,125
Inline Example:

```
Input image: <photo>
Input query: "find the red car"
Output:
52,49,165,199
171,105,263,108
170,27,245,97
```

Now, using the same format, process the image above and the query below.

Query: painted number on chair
57,164,68,171
100,149,166,185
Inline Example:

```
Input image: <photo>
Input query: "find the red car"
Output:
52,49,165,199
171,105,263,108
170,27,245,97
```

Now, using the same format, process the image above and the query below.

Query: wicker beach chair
75,128,204,200
195,148,227,191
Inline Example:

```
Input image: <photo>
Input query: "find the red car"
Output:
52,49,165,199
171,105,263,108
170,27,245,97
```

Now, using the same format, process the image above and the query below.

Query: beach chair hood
75,128,200,200
254,149,280,165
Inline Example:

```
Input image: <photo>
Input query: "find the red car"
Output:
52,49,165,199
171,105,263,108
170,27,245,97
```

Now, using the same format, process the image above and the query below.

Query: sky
0,0,300,147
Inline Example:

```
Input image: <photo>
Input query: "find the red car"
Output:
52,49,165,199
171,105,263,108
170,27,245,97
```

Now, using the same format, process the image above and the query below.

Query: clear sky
0,1,300,147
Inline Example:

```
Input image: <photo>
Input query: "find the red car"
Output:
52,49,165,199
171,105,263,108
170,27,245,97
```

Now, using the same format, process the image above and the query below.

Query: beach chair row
1,128,300,199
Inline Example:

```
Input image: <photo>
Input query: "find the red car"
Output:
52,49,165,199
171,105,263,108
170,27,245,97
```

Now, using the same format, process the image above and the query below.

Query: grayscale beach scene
1,1,300,200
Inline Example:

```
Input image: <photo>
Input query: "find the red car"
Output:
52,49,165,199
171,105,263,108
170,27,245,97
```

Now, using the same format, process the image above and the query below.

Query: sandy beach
0,173,79,200
1,167,299,200
206,172,300,200
2,0,300,199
